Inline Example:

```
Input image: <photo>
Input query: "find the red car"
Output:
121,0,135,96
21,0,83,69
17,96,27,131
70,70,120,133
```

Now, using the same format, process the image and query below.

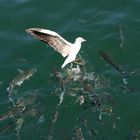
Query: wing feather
26,28,72,57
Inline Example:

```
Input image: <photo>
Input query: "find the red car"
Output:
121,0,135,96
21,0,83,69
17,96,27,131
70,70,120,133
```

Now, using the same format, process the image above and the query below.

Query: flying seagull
25,28,86,68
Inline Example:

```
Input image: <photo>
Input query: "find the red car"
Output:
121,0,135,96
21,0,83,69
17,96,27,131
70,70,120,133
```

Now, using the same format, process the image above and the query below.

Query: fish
0,122,14,135
99,51,122,72
117,24,124,49
73,127,85,140
48,111,58,140
0,105,25,121
90,128,98,136
53,68,64,92
53,68,66,106
7,68,37,98
15,118,24,136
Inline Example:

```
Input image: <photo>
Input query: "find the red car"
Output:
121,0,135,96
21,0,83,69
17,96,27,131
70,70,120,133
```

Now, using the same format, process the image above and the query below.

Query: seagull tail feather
61,59,70,69
61,63,66,69
61,57,75,69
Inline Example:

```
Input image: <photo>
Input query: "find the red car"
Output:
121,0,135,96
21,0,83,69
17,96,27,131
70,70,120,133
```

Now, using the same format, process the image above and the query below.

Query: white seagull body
26,28,86,68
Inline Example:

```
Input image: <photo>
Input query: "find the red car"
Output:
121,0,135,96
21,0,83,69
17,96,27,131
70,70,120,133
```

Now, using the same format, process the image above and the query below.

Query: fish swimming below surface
7,68,37,98
99,51,122,72
117,24,124,49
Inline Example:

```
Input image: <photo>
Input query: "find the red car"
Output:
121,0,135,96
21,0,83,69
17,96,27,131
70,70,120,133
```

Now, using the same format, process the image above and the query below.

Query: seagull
25,28,86,68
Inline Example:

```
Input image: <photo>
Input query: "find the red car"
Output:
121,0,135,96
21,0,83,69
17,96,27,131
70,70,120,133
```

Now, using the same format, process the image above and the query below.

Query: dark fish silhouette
99,51,122,72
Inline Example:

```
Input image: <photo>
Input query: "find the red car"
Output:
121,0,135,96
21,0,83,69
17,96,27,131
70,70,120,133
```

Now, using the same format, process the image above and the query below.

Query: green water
0,0,140,140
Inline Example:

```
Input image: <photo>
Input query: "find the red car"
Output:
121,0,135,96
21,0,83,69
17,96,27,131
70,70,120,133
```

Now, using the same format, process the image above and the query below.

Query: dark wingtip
25,28,32,34
25,28,43,35
25,28,38,39
26,27,41,31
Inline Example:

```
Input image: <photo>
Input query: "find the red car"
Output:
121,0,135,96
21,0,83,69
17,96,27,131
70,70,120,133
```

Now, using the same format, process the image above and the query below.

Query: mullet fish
7,68,37,97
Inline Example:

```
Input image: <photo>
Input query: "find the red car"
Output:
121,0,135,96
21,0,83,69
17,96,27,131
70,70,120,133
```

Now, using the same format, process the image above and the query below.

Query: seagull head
75,37,86,44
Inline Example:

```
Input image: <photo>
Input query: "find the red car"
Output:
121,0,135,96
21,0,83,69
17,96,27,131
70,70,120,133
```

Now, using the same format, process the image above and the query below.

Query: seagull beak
83,39,86,42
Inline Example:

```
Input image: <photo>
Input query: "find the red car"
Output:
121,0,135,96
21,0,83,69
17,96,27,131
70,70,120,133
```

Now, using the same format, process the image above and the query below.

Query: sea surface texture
0,0,140,140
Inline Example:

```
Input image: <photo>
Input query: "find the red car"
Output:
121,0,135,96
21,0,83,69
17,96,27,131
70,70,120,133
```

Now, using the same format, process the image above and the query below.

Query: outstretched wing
26,28,72,57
